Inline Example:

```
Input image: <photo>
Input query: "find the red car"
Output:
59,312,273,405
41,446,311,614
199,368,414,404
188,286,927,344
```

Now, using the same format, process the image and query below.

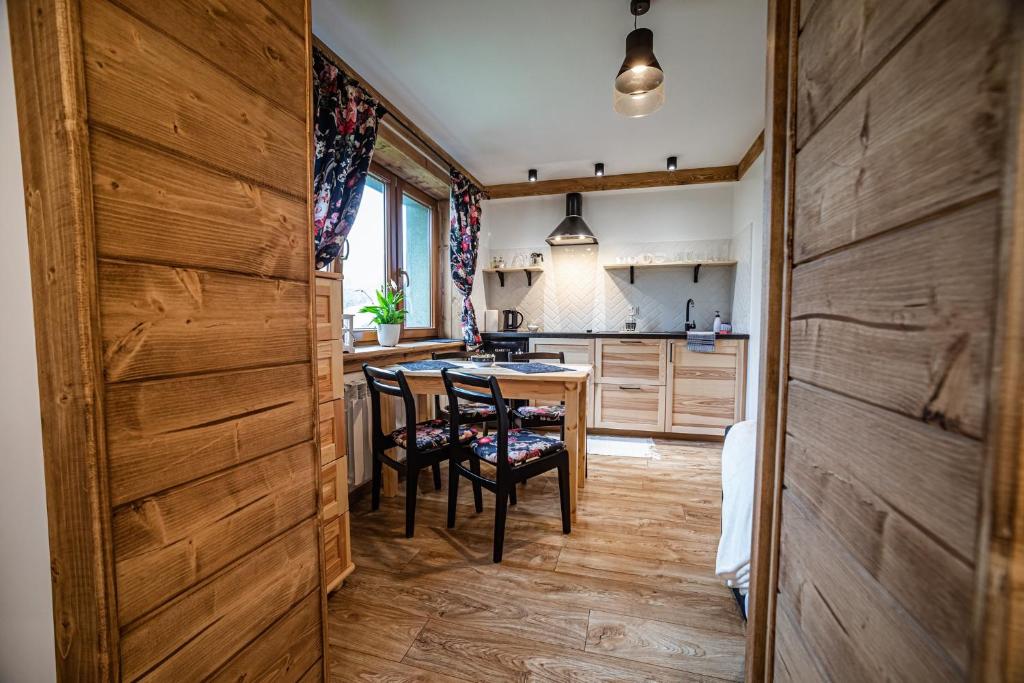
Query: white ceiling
313,0,767,186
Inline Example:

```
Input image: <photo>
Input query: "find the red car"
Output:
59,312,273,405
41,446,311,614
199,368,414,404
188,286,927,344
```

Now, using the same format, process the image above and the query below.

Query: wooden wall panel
106,364,314,505
792,0,1008,262
778,492,961,680
112,442,317,625
209,591,323,683
11,0,323,677
91,130,309,280
108,0,306,118
81,0,306,197
773,0,1013,678
118,520,319,680
796,0,939,146
98,260,310,382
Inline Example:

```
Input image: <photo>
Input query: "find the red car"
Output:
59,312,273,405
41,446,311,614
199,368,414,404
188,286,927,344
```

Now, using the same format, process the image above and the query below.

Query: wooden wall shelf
483,266,544,287
604,260,736,284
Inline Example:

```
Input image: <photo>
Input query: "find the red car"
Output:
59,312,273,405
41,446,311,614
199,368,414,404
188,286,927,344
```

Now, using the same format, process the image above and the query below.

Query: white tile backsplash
483,242,735,333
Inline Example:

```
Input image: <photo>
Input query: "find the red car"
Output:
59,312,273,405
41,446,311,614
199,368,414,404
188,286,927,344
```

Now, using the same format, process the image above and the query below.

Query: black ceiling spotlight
528,168,538,182
667,156,677,171
546,192,598,246
613,0,665,118
595,163,605,177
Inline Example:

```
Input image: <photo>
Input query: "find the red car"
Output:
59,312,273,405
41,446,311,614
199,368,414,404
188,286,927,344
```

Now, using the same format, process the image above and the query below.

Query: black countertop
481,330,750,340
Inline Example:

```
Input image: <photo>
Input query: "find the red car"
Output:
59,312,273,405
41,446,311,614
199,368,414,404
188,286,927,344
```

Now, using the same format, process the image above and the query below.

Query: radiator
343,373,407,487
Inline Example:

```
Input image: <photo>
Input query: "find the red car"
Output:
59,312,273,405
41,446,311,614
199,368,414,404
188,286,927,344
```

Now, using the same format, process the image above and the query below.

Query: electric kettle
501,309,525,331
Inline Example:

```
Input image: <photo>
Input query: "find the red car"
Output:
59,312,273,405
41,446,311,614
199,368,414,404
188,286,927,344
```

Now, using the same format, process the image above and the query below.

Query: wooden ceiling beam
313,36,484,192
738,130,766,180
484,165,739,200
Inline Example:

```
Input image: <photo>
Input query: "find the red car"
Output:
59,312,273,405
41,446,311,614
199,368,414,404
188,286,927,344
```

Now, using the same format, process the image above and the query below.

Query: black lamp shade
595,163,605,176
615,28,664,95
667,156,677,171
546,193,598,246
528,168,538,182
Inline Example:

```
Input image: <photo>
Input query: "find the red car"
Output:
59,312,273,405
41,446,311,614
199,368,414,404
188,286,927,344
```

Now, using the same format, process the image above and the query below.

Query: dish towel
687,331,716,353
717,420,757,598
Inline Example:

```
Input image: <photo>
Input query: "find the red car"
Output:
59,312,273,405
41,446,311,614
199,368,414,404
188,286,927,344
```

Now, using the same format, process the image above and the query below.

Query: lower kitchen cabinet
594,383,666,431
590,337,747,436
529,337,595,428
665,339,746,435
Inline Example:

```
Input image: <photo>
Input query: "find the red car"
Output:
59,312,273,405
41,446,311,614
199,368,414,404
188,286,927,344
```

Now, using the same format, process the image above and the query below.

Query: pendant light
613,0,664,118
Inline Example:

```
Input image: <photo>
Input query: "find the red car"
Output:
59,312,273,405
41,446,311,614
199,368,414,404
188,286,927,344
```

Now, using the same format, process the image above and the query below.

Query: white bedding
716,420,757,598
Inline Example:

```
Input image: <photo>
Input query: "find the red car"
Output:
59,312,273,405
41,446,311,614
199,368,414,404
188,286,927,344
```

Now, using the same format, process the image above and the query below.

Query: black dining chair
441,368,571,562
363,364,479,538
508,351,567,440
431,351,498,432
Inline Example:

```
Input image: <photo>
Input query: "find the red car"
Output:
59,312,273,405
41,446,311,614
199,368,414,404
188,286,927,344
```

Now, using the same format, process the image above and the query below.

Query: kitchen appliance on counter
480,336,529,361
501,309,525,331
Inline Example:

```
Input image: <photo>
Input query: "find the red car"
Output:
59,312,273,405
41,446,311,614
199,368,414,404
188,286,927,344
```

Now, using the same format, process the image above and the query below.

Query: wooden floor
328,439,746,682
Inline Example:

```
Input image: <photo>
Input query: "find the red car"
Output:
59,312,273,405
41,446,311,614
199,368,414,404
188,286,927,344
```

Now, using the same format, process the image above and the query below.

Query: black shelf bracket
693,263,701,283
629,266,635,284
496,271,505,287
525,270,534,286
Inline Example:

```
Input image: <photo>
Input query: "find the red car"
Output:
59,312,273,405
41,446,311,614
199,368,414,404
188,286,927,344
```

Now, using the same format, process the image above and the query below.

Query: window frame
346,162,441,345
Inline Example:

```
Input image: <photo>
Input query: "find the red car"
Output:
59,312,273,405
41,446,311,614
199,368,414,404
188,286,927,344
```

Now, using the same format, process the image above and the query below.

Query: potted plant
359,281,406,347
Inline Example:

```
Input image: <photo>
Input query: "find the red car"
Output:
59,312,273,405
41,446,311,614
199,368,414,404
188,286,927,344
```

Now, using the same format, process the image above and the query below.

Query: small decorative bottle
713,311,722,334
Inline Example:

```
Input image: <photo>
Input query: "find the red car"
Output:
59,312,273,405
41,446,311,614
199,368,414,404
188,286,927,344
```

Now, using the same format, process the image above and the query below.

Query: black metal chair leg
432,461,442,490
557,461,571,534
469,457,484,513
493,486,509,563
509,483,518,506
447,458,459,528
371,454,382,511
405,465,419,538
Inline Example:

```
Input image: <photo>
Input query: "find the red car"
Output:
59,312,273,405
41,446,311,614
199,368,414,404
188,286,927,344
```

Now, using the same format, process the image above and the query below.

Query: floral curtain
449,169,486,347
312,47,385,270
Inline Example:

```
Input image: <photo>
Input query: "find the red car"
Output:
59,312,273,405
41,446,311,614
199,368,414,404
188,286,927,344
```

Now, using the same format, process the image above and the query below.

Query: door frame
744,0,798,679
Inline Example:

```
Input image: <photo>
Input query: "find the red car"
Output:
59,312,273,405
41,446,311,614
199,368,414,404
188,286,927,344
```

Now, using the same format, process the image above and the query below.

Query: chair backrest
362,364,418,447
432,350,474,360
508,351,565,364
441,369,514,473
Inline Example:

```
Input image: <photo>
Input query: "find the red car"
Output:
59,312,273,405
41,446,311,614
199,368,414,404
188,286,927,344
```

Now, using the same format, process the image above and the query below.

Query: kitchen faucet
685,299,696,331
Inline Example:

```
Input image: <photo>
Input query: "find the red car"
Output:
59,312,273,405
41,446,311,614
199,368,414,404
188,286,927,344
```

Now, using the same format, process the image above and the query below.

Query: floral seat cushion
447,401,497,421
471,429,565,466
391,419,477,451
513,404,565,423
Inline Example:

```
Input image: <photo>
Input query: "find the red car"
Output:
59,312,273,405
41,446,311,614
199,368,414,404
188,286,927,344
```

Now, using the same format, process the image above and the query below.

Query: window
342,163,439,343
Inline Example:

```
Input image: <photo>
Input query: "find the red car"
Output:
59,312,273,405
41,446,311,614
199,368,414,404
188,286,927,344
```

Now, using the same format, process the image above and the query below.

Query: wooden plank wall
775,0,1011,679
10,0,323,679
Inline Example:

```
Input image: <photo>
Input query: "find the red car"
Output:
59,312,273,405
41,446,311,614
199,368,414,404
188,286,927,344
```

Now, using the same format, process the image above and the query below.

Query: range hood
546,192,598,246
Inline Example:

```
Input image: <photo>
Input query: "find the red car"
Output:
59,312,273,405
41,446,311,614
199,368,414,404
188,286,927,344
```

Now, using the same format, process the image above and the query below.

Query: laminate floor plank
328,440,745,681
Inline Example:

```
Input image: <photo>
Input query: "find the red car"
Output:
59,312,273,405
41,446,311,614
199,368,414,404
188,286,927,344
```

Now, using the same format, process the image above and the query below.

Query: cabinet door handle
619,385,644,391
620,340,645,344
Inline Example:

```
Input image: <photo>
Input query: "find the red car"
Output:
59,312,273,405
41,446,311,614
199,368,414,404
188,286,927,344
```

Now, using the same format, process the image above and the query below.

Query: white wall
0,3,57,679
730,154,765,420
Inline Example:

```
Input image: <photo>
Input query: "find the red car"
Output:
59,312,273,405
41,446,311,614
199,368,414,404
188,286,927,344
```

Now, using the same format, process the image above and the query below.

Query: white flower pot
377,323,401,347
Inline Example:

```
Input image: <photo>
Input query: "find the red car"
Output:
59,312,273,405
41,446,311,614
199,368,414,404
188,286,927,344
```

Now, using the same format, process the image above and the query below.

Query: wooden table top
387,361,592,382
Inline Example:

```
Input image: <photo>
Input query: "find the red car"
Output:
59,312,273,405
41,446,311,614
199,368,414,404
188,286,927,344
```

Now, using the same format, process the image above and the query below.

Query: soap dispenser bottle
713,311,722,333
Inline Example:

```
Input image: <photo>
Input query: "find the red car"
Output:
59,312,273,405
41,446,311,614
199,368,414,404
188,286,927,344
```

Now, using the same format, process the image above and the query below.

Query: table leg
576,383,587,489
563,382,580,519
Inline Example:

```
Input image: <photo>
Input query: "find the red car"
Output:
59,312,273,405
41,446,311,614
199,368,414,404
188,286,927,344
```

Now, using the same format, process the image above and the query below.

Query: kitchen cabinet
665,339,746,436
594,383,666,431
529,337,595,428
595,338,667,386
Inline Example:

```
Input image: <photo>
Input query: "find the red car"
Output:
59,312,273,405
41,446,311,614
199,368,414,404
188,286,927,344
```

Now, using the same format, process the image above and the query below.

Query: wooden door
9,0,325,679
761,0,1015,680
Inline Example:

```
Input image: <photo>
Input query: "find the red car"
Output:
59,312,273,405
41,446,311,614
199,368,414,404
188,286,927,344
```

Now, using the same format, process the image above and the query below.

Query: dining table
382,360,592,517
